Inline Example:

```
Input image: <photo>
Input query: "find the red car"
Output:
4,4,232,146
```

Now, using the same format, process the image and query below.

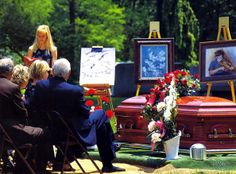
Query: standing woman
27,24,57,67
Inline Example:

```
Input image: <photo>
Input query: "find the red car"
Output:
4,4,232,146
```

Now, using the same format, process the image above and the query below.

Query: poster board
80,47,115,85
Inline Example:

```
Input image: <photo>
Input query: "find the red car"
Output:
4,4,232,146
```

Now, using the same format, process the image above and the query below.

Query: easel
136,21,161,96
82,46,116,131
83,83,114,112
206,16,236,102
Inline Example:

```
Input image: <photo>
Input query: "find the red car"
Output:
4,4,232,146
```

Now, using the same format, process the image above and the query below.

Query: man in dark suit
31,58,125,173
0,57,50,174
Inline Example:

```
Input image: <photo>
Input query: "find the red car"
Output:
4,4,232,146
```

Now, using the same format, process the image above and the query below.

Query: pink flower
155,121,164,130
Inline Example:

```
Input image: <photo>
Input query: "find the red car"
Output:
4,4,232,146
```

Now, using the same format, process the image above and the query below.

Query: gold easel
136,21,161,96
206,16,236,102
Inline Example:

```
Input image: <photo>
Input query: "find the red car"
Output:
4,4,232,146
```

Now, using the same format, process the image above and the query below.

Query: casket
176,96,236,149
115,95,236,149
115,96,149,144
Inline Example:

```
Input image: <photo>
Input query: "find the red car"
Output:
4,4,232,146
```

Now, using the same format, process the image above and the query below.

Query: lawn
87,148,236,172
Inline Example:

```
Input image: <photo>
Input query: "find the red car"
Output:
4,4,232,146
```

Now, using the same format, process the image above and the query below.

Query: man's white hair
0,58,14,75
53,58,71,78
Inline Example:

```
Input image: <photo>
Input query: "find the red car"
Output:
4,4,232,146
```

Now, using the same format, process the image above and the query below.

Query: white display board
80,48,115,85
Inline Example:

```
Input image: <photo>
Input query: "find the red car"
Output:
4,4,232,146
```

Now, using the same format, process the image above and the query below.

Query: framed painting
134,38,174,84
199,40,236,82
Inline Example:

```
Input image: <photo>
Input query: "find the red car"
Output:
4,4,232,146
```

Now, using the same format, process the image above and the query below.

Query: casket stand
115,96,236,150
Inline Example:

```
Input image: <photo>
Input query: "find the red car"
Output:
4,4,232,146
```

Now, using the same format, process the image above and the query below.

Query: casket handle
208,128,236,139
181,128,191,138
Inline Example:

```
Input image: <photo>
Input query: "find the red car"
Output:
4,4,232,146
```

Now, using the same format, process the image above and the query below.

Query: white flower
157,102,165,112
151,132,162,143
90,106,95,112
148,120,156,132
164,109,172,120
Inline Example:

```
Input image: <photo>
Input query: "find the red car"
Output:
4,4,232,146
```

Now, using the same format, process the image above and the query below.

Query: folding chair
48,111,103,174
0,122,36,174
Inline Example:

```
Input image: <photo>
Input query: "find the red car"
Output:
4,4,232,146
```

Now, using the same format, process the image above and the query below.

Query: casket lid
115,96,146,113
177,96,236,117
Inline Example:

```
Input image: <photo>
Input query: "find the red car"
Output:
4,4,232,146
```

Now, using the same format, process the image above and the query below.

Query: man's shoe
102,165,125,173
114,144,121,152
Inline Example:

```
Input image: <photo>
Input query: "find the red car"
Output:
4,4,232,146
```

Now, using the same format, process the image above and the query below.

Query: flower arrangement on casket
142,69,200,150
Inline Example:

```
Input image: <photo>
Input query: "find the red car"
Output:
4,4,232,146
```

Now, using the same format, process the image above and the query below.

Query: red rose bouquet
142,69,200,150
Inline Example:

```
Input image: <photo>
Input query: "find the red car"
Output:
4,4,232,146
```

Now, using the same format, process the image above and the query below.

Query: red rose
164,73,174,84
87,88,96,96
181,79,187,86
194,73,199,79
156,79,166,88
146,93,156,105
192,84,196,88
160,90,166,101
94,106,102,110
85,100,94,107
101,96,109,103
181,70,187,76
106,110,114,118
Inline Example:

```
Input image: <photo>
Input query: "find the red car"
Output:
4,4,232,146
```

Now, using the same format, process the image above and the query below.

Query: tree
160,0,200,67
0,0,53,63
114,0,157,61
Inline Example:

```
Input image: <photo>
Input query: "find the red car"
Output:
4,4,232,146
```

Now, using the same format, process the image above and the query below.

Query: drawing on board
80,48,115,85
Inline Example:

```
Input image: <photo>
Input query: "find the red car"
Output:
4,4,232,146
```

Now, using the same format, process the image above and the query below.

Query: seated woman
11,64,29,95
24,59,51,126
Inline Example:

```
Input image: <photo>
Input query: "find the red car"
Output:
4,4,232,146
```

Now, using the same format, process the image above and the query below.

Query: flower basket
142,69,200,156
163,131,181,160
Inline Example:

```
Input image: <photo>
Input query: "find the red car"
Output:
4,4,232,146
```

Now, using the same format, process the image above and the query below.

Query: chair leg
67,151,86,174
72,136,102,174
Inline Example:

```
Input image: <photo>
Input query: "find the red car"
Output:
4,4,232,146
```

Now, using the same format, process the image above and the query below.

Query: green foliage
0,0,53,60
76,0,125,54
114,0,157,61
162,0,199,67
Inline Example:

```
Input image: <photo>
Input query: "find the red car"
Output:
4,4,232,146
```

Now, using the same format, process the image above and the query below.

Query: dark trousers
5,123,51,174
55,110,116,165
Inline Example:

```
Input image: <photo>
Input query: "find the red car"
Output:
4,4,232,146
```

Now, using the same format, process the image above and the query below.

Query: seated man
0,57,50,174
31,58,125,173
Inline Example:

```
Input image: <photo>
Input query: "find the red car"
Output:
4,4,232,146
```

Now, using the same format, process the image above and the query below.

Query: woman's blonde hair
11,64,29,87
32,25,55,52
29,60,50,80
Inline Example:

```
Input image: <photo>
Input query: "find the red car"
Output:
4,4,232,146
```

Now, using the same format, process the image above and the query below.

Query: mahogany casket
115,96,236,149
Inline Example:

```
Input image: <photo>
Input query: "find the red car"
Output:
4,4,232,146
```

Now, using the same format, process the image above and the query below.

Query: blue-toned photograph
140,44,168,79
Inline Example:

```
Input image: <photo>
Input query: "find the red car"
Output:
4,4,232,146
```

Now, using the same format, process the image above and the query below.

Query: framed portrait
134,38,174,84
199,40,236,82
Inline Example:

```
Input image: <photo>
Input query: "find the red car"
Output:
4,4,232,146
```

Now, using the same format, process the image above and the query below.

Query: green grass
87,148,236,171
